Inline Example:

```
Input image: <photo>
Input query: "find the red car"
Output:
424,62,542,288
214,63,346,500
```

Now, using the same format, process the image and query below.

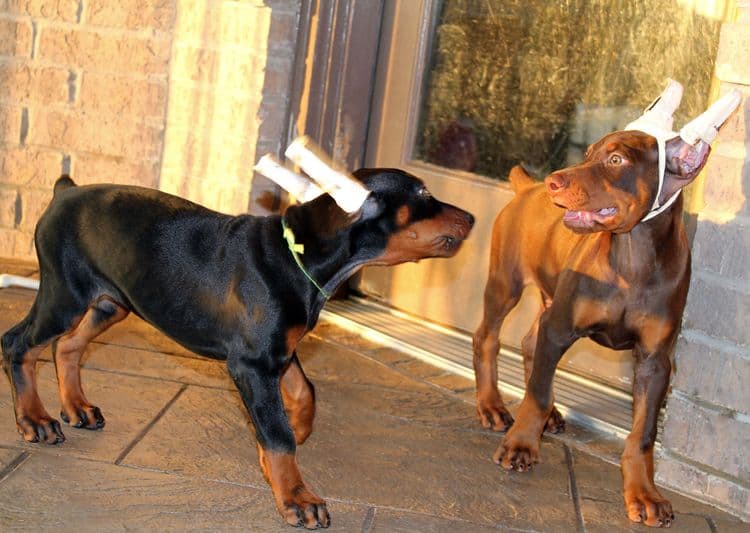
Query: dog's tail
508,165,536,193
53,174,76,196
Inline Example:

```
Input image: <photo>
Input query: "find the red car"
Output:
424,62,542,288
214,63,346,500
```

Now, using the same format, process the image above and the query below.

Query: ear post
285,136,371,213
254,154,324,203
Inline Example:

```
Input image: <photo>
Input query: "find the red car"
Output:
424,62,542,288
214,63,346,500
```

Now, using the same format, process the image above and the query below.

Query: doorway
353,0,723,393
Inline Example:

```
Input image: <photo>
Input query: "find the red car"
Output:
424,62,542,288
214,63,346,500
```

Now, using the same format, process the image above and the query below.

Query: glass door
358,0,723,391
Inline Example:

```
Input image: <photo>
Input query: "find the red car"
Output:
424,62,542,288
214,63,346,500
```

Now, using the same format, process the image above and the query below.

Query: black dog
2,169,473,528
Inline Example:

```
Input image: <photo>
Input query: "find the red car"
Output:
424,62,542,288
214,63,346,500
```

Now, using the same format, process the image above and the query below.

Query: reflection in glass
416,0,724,180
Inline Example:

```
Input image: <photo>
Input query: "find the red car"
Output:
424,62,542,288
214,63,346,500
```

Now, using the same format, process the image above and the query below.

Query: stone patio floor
0,258,745,532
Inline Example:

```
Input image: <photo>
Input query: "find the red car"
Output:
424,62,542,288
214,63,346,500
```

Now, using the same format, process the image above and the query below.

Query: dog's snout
545,173,568,193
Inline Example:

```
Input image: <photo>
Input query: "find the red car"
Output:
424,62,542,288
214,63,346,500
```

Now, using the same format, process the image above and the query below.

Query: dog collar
281,218,331,299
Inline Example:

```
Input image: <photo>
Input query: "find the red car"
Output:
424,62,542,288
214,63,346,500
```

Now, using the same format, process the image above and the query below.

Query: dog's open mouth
562,207,617,228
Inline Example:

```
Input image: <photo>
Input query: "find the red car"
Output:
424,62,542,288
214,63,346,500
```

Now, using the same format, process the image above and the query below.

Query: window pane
415,0,723,180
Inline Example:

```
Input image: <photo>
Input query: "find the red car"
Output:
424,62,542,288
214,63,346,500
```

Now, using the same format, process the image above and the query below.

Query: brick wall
0,0,300,259
0,0,173,258
160,0,299,216
656,5,750,521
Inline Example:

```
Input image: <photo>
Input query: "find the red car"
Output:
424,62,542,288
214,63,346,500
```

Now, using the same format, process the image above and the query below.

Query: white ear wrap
254,154,324,203
679,89,742,145
285,136,371,213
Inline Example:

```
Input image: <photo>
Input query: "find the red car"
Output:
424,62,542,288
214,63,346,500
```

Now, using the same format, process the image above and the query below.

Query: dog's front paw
492,427,540,472
60,403,105,430
476,397,514,432
625,488,674,528
279,487,330,529
544,406,565,434
16,414,65,444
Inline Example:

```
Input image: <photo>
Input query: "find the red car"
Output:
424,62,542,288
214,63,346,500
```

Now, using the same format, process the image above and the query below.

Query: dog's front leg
622,343,674,528
493,309,574,471
227,356,329,529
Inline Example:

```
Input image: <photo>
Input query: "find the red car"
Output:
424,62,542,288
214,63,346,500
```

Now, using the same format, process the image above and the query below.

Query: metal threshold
322,296,636,439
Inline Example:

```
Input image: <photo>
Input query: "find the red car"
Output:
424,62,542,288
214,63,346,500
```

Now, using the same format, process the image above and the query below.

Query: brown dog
472,90,737,527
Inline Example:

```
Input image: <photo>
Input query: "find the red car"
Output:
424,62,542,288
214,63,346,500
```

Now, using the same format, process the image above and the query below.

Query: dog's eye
418,187,431,198
608,154,623,165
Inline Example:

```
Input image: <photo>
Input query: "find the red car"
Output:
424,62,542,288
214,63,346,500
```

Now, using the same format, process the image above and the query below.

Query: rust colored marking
280,361,315,445
258,447,329,528
54,299,128,428
285,325,306,356
621,440,673,526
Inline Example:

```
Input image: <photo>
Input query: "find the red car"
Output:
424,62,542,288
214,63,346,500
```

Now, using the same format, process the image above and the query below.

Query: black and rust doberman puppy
472,129,719,527
2,169,473,528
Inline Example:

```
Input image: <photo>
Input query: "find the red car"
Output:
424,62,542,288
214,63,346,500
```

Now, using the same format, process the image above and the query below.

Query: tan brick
662,395,750,482
3,0,79,22
12,227,35,258
174,0,269,49
17,187,51,230
86,0,176,31
700,154,749,218
38,26,170,75
80,72,167,119
715,23,750,84
28,108,164,160
0,186,19,228
0,147,63,188
0,104,23,144
161,126,256,185
74,152,160,187
0,17,33,57
165,83,260,140
0,226,18,256
0,61,70,106
170,44,266,93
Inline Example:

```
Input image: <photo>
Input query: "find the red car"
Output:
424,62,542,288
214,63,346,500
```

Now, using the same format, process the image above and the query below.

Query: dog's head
350,168,474,264
543,130,711,234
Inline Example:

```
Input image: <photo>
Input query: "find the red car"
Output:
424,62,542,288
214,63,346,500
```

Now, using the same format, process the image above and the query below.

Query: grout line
0,450,31,484
114,383,187,465
360,506,376,533
564,445,586,533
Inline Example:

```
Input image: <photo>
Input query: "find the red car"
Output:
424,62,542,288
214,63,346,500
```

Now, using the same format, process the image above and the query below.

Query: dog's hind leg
1,282,87,444
280,353,315,445
52,297,128,430
472,235,523,431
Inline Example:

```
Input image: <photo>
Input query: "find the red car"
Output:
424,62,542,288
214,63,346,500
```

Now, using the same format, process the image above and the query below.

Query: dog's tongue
563,207,616,227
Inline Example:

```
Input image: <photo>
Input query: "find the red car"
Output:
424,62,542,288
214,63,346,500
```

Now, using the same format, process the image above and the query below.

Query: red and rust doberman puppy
2,169,473,529
473,126,722,527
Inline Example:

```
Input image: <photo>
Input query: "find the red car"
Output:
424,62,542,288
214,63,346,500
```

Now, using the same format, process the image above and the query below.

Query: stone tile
123,380,578,530
0,453,368,531
297,336,430,392
572,449,731,531
0,363,183,463
370,508,498,532
83,342,234,390
0,446,24,470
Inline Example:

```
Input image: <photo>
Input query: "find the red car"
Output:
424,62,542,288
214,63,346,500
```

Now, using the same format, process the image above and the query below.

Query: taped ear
285,136,371,213
661,137,711,202
254,154,324,202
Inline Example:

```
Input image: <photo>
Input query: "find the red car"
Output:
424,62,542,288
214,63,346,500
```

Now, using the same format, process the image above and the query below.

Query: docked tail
53,175,76,196
508,165,536,193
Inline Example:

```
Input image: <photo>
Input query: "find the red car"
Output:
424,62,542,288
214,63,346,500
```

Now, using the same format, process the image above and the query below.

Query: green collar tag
281,219,330,299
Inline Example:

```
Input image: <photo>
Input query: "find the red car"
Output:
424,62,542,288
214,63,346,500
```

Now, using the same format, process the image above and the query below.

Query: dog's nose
545,172,568,193
464,211,475,227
